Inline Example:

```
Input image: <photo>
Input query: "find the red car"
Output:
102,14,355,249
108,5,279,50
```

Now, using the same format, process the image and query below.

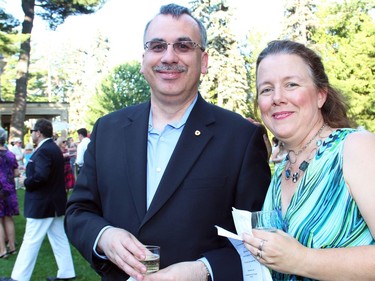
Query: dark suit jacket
65,95,271,280
24,138,67,218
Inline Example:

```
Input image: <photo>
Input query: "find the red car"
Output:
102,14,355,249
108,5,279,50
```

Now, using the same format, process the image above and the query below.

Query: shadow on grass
0,189,101,281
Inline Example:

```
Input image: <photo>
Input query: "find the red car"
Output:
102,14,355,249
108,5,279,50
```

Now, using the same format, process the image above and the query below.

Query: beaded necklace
284,123,326,183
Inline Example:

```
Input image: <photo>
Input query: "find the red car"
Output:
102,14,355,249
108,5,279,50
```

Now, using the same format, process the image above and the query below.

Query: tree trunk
9,0,35,142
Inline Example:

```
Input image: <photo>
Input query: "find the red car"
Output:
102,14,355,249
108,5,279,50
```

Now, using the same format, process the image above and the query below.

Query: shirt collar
35,138,51,151
148,94,198,132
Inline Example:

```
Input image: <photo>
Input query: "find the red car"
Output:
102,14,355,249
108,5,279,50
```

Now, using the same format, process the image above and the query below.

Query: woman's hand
242,229,307,275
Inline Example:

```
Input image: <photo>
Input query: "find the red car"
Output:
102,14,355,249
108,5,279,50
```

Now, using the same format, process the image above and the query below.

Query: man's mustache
152,65,187,72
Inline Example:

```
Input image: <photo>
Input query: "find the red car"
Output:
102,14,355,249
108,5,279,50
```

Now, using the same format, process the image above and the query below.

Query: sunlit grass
0,189,100,281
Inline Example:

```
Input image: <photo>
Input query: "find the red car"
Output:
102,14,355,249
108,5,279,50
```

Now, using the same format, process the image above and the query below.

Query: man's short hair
77,128,88,138
34,119,53,138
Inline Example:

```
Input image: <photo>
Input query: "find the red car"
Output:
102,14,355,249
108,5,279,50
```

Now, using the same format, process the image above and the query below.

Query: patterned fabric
0,149,20,217
263,128,375,281
63,154,75,191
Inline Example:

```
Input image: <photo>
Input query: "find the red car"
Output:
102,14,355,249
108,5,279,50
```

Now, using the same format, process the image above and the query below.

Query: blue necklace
284,124,326,183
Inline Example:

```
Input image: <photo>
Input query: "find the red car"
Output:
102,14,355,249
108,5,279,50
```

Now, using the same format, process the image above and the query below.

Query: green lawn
0,189,101,281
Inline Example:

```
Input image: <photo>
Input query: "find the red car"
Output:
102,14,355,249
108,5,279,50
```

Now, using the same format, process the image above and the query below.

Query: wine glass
251,210,281,232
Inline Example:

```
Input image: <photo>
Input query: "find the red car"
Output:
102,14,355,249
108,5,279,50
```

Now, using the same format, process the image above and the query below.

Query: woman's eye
259,88,272,95
286,82,298,88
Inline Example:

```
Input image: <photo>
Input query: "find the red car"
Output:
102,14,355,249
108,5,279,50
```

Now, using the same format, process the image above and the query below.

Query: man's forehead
145,14,199,41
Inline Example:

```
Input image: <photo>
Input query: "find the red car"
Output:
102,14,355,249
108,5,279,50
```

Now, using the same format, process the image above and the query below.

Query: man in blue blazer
5,119,76,281
65,4,270,281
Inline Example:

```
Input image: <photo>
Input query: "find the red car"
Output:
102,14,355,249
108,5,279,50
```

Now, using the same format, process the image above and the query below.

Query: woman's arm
343,131,375,237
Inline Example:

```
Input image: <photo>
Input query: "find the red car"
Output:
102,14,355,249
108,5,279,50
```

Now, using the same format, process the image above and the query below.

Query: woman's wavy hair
256,40,353,128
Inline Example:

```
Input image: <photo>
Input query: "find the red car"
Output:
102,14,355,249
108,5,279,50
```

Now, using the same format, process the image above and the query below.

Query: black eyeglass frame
30,129,38,133
144,40,205,54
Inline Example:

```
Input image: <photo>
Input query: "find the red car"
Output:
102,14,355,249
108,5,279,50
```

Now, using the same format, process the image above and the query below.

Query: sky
2,0,284,67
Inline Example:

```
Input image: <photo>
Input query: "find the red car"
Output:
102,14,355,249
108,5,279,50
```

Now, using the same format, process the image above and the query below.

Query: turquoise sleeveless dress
263,129,375,281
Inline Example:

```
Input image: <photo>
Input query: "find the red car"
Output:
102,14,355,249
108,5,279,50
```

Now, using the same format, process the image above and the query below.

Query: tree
0,8,20,55
190,0,251,117
55,32,112,129
241,31,270,121
86,61,150,127
313,0,375,132
281,0,319,45
9,0,106,141
0,8,21,103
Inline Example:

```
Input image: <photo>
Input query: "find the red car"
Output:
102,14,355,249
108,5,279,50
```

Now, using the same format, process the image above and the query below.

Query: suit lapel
142,95,215,226
122,103,150,223
30,138,51,159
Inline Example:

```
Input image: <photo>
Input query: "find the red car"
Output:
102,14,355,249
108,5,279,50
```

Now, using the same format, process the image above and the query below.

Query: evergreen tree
313,0,375,132
0,8,21,102
62,32,111,129
191,0,251,117
0,8,20,55
241,31,270,121
281,0,319,45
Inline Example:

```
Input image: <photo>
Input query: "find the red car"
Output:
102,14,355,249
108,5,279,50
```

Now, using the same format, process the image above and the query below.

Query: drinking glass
251,210,281,232
141,245,160,274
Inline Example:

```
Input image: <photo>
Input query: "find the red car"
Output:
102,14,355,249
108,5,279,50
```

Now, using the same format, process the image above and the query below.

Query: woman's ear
317,87,328,109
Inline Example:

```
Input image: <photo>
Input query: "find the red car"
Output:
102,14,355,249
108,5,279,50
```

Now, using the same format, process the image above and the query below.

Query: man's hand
143,261,208,281
97,227,148,280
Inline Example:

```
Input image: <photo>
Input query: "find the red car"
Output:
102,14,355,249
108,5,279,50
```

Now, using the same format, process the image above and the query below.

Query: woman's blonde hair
56,136,67,147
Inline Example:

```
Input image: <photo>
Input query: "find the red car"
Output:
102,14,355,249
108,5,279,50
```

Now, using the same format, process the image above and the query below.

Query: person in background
243,40,375,280
0,127,19,259
74,128,90,175
9,138,24,189
0,119,76,281
65,4,270,281
270,137,278,154
66,137,77,175
270,137,287,170
23,143,34,167
56,137,75,193
9,138,23,168
52,133,59,142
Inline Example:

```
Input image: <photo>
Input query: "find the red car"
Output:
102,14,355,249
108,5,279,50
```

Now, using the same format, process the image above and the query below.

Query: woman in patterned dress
0,127,20,259
56,137,75,193
243,40,375,280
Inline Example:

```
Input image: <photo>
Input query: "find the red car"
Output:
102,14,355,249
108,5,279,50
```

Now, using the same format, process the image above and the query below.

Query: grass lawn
0,189,101,281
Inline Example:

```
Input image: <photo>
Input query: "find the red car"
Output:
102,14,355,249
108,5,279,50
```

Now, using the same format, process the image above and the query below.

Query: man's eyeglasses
30,129,37,133
144,41,205,54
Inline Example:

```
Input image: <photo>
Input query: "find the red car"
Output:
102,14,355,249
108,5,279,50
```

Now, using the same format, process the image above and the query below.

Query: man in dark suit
2,119,75,281
65,4,270,281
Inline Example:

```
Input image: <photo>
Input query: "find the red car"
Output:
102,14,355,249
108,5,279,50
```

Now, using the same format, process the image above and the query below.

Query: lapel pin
195,130,201,136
